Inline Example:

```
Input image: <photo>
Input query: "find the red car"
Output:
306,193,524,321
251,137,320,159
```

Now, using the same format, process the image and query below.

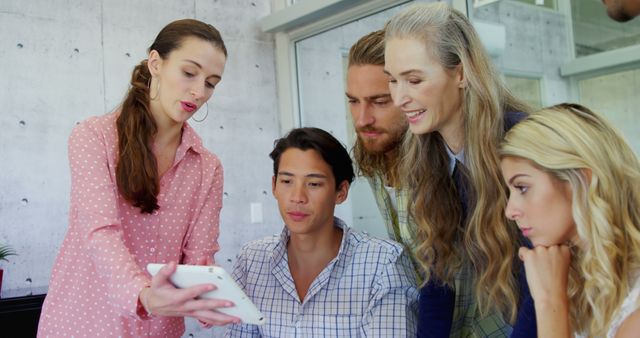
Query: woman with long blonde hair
500,103,640,337
384,2,535,337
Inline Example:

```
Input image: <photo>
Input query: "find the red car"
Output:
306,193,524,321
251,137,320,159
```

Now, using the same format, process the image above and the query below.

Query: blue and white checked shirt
224,217,419,338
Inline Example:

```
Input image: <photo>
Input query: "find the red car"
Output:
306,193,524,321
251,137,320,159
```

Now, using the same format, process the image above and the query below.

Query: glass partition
470,0,640,154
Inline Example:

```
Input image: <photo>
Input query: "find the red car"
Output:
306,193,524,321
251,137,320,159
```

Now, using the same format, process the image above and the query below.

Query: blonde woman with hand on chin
500,103,640,338
38,19,238,338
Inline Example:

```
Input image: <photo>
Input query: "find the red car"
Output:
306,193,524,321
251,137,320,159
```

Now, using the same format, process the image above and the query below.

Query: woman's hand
140,261,241,326
519,245,572,338
519,245,571,304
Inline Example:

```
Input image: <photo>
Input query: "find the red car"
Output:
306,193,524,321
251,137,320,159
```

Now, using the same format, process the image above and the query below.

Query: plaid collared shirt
225,217,419,338
366,174,420,278
367,173,513,338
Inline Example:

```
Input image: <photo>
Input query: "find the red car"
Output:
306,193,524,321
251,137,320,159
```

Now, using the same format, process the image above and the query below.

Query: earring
191,102,209,122
149,78,160,100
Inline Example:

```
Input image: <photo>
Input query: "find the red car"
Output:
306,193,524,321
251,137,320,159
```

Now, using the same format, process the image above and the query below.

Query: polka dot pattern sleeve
67,120,149,316
180,153,223,265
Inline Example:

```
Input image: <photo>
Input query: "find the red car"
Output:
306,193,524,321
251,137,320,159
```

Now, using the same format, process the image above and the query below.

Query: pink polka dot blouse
38,112,223,338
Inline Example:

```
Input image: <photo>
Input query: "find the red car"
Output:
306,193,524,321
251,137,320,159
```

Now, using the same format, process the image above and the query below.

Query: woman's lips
181,101,197,113
520,227,532,237
405,109,425,123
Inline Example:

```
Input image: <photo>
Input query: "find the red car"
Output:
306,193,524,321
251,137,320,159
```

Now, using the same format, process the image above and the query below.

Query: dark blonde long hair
386,3,530,322
116,19,227,213
500,104,640,336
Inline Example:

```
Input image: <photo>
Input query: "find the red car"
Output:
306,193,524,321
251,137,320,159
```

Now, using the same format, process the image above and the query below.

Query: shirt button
153,210,159,215
150,248,155,252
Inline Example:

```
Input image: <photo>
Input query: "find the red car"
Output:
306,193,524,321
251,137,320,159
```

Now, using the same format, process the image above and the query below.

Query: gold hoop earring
149,78,160,100
191,102,209,122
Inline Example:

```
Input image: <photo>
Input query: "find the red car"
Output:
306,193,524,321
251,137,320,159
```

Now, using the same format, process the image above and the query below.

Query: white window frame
503,71,545,108
556,0,640,78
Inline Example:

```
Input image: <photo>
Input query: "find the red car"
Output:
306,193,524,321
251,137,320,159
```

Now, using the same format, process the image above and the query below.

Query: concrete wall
0,0,282,336
473,0,573,106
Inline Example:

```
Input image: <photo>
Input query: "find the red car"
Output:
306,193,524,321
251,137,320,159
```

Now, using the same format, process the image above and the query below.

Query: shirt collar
445,145,465,176
178,122,205,154
272,217,351,265
173,123,206,166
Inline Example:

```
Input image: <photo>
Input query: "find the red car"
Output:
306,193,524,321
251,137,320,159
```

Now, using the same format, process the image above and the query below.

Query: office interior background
0,0,638,336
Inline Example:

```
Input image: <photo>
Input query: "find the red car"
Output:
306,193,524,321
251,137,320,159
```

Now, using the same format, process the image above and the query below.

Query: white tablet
146,263,266,325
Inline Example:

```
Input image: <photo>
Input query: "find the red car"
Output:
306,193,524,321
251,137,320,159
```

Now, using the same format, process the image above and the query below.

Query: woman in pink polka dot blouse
37,19,239,338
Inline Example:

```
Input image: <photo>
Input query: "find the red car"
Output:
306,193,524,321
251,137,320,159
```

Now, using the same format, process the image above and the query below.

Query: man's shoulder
346,228,405,264
238,233,282,259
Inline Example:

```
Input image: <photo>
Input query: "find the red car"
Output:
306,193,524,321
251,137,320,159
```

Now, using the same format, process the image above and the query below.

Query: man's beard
357,126,405,155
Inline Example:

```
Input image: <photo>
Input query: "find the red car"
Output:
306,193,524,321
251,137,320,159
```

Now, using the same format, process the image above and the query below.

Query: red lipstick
181,101,197,113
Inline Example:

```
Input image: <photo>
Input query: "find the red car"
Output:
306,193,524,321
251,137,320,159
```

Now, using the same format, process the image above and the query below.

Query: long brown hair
386,3,530,321
116,19,227,213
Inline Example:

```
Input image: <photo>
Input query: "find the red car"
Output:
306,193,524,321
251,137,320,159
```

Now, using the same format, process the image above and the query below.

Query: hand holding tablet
147,263,266,325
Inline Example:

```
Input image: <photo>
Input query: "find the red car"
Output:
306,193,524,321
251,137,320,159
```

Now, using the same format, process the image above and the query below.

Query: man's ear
335,181,350,205
147,50,163,77
272,176,277,196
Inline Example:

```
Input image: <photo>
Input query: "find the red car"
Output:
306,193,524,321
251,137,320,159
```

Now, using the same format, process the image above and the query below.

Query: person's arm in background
417,278,455,338
510,257,538,338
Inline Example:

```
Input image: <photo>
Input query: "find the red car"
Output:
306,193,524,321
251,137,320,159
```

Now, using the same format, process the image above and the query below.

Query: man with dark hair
226,127,418,337
602,0,640,22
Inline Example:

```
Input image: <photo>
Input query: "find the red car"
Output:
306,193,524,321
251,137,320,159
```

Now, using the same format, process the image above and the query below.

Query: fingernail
226,302,233,307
